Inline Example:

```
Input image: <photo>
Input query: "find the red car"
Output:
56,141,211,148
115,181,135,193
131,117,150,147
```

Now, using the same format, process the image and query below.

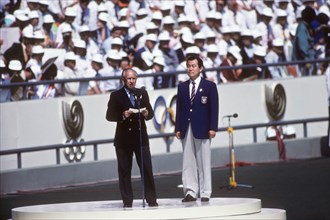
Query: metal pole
137,96,145,208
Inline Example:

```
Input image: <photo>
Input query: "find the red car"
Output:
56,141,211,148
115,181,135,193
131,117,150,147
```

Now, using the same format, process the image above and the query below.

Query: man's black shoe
148,202,159,207
182,194,197,202
123,203,132,208
201,197,210,202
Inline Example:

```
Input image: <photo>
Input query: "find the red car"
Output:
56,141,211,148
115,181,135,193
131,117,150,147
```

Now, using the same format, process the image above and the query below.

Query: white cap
32,45,44,54
146,22,158,30
175,0,185,7
98,12,109,23
215,11,222,20
43,14,54,23
62,23,72,33
178,15,188,23
65,51,76,61
118,20,129,28
29,10,39,19
206,10,217,19
283,125,296,135
241,29,253,37
141,51,153,67
231,24,241,33
186,15,196,23
206,44,219,53
92,54,104,64
146,33,158,42
107,49,121,60
254,46,267,57
158,32,170,41
276,9,287,17
181,34,194,44
39,0,49,6
8,60,22,71
262,7,273,17
65,7,76,17
15,13,29,22
221,26,231,34
272,38,284,47
119,50,128,58
153,56,166,66
185,46,201,55
22,27,33,38
228,46,242,60
74,39,86,48
160,2,172,11
33,30,44,39
163,16,175,25
319,5,330,18
118,8,128,18
152,11,163,20
136,8,148,16
194,31,206,40
79,25,89,33
252,30,263,39
205,30,216,38
112,37,123,45
30,65,41,77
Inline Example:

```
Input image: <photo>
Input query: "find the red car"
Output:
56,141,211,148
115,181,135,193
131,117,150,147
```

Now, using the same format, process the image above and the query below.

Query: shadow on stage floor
1,157,329,219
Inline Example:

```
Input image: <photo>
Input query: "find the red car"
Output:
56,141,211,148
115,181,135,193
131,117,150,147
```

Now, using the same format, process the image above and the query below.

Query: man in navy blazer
175,55,219,203
106,68,158,208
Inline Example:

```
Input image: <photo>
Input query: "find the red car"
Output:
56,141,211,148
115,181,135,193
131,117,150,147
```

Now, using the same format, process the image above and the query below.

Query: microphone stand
220,115,254,189
135,92,146,208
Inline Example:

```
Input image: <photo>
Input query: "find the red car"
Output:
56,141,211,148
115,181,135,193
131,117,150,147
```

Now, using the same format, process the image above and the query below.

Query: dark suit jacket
106,87,154,148
175,78,219,139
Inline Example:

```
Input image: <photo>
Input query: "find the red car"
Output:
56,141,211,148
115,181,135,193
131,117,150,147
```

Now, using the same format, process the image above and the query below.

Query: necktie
190,81,196,105
129,92,135,106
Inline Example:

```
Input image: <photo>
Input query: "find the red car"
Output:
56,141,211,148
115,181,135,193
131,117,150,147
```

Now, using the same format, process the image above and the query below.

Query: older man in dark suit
175,55,219,203
106,68,158,208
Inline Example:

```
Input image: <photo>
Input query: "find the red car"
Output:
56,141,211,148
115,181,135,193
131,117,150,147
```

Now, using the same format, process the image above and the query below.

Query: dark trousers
115,145,157,205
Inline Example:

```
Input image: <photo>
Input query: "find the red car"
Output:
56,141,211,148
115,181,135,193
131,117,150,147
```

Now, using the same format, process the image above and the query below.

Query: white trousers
181,124,212,198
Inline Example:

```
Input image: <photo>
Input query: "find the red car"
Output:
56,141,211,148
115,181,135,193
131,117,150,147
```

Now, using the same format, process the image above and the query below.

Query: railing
0,117,327,169
1,58,329,101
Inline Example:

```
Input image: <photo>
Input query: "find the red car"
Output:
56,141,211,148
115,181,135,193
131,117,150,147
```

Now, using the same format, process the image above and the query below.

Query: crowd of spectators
0,0,329,101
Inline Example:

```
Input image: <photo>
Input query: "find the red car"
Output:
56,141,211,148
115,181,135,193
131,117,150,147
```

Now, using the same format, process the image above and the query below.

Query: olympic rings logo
153,95,177,137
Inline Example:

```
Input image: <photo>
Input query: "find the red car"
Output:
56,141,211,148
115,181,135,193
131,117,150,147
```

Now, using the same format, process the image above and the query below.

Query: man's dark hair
301,6,316,24
186,55,203,68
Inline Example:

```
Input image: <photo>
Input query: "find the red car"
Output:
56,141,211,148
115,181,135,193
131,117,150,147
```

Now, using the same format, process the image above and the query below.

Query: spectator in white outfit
61,51,82,96
203,44,221,84
255,7,275,47
265,38,291,79
100,49,122,92
273,9,290,41
55,7,77,46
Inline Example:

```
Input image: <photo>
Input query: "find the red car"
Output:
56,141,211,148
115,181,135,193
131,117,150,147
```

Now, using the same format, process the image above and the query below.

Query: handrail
0,117,327,169
1,58,329,89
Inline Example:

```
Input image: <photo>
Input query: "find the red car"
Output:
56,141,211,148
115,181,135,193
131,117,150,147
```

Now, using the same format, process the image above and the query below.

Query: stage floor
12,198,286,220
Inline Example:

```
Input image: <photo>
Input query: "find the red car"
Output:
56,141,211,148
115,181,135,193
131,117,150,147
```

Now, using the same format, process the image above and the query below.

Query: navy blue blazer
106,87,154,148
175,78,219,139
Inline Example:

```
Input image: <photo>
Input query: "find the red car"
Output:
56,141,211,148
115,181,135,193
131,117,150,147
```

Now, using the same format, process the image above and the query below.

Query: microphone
223,113,238,118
